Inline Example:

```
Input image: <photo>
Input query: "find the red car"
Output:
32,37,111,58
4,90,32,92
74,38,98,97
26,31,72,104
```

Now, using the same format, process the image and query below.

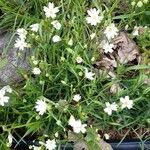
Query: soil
99,127,150,141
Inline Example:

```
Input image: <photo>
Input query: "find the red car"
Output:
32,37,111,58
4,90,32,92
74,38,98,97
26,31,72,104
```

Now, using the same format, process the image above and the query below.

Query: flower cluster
104,102,117,116
51,20,61,30
104,96,134,115
4,0,148,148
30,56,41,75
131,0,149,7
102,23,118,54
43,2,61,42
14,28,29,51
0,86,12,106
132,26,147,36
29,139,56,150
32,67,41,75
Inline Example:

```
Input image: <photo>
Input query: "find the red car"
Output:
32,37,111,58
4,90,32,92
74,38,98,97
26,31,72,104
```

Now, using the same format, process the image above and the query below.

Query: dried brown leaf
99,139,113,150
74,141,89,150
95,32,141,74
95,55,117,70
110,83,121,94
114,32,141,64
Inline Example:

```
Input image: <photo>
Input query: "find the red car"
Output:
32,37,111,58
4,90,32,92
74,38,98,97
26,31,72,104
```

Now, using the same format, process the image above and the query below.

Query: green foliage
0,0,150,149
137,28,150,51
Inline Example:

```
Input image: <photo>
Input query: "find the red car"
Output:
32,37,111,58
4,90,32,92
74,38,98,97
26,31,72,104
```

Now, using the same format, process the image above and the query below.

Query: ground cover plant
0,0,150,149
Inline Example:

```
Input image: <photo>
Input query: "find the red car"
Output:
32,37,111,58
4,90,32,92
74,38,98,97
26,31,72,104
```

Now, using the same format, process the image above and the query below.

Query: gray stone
0,31,29,86
74,140,113,150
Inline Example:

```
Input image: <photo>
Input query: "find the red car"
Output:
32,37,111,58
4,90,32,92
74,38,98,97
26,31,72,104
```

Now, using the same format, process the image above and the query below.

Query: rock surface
0,31,29,86
74,140,113,150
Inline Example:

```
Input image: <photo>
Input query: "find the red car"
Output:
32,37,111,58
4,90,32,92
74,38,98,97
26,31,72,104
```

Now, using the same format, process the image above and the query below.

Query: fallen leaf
94,31,141,79
94,55,117,70
99,139,113,150
110,83,121,94
74,141,89,150
113,32,141,64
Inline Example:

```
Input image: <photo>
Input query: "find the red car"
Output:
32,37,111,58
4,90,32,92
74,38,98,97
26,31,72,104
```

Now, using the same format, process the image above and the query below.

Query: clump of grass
0,0,150,149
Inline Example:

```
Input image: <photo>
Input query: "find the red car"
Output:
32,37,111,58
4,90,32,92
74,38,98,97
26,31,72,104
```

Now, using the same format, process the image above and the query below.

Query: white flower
45,139,56,150
30,23,39,32
104,23,118,40
32,67,41,75
35,99,47,115
90,33,96,39
143,0,149,4
16,28,27,40
86,8,103,26
137,1,143,7
15,28,29,51
103,42,114,53
0,89,9,106
120,96,133,109
68,115,75,126
52,35,61,43
132,26,139,36
51,20,61,30
131,1,136,6
8,132,13,145
43,2,59,18
2,85,12,93
76,56,83,63
104,102,117,115
73,94,81,102
68,39,73,46
14,38,28,51
132,26,147,36
73,120,87,133
0,87,9,106
68,115,87,134
85,68,95,80
104,133,110,140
